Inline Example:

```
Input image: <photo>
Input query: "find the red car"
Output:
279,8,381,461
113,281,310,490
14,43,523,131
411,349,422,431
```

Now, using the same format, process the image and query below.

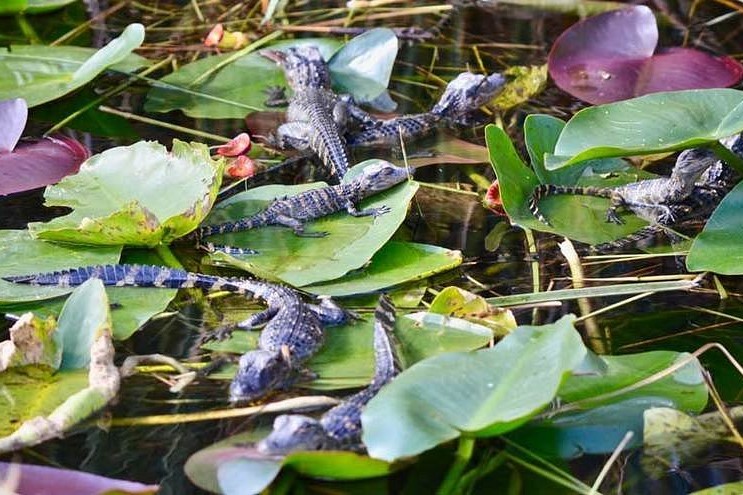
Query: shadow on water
1,1,742,493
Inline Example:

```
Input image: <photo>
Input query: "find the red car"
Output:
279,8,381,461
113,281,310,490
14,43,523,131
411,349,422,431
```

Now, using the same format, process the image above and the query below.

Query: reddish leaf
226,155,258,178
217,132,252,156
0,462,158,495
0,98,27,153
0,135,89,196
548,5,743,104
204,23,224,47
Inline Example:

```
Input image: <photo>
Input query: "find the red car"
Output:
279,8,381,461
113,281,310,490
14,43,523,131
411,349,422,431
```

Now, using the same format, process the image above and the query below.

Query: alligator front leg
605,193,627,224
346,201,392,218
275,214,328,237
265,86,289,107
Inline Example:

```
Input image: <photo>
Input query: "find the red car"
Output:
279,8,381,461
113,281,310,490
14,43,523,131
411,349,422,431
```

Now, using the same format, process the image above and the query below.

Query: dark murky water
1,1,743,493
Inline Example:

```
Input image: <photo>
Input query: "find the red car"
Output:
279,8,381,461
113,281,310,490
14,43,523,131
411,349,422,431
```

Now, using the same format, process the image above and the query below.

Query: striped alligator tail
198,214,266,238
370,293,402,390
308,105,349,180
4,264,252,294
528,185,614,227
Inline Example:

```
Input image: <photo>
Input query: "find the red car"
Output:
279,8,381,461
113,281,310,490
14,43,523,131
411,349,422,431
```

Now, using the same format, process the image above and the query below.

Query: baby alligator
3,264,350,402
197,161,409,250
347,71,506,147
591,134,742,251
258,294,400,454
528,147,719,227
262,45,376,181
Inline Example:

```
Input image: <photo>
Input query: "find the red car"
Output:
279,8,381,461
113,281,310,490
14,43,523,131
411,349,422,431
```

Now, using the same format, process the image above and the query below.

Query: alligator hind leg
275,214,328,237
346,201,391,218
237,306,280,330
274,122,312,151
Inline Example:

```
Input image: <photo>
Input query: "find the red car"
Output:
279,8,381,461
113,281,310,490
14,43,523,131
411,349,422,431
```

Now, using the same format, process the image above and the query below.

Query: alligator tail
528,185,614,226
3,264,251,294
371,294,402,390
308,106,349,180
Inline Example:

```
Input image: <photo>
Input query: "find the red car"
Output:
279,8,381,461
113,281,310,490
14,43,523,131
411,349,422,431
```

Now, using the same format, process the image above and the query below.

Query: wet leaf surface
29,140,224,246
548,6,743,104
549,89,743,168
0,24,147,106
0,135,89,196
687,180,743,274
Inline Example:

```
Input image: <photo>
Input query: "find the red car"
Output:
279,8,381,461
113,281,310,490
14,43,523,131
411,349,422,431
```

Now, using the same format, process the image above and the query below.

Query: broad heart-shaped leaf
524,114,634,185
0,230,121,305
0,135,90,196
327,28,397,103
303,242,462,296
690,481,743,495
687,180,743,274
0,24,147,107
0,97,26,152
486,124,649,244
549,89,743,169
203,311,493,391
361,315,587,462
29,140,224,247
0,463,158,495
0,0,26,14
548,6,743,105
186,431,395,495
203,160,417,287
0,0,79,15
56,279,111,370
508,351,707,458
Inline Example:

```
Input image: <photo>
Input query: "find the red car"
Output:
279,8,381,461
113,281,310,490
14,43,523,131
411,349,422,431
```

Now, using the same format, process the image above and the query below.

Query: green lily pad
29,140,224,247
303,241,462,296
0,24,147,107
186,431,396,495
203,310,493,391
558,351,707,409
204,160,418,287
146,30,397,119
686,180,743,274
327,28,397,103
491,65,548,111
429,286,516,336
508,351,708,458
0,0,79,14
550,89,743,169
486,124,649,244
0,230,121,305
361,315,587,462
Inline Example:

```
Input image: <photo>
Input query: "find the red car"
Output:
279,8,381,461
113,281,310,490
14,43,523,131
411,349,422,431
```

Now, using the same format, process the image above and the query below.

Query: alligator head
672,148,719,183
355,160,410,193
229,349,292,403
261,45,331,90
431,71,506,121
257,414,333,455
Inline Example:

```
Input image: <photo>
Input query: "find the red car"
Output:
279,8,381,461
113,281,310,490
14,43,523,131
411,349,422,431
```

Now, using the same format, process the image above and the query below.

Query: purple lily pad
0,135,89,196
0,462,158,495
0,98,28,153
549,5,743,104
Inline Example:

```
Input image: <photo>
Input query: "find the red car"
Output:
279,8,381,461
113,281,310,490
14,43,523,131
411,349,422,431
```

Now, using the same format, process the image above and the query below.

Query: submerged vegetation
0,1,742,494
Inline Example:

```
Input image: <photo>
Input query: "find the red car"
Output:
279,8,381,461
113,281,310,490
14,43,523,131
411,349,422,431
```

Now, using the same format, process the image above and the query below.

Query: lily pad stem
437,436,475,495
155,245,184,269
709,141,743,175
